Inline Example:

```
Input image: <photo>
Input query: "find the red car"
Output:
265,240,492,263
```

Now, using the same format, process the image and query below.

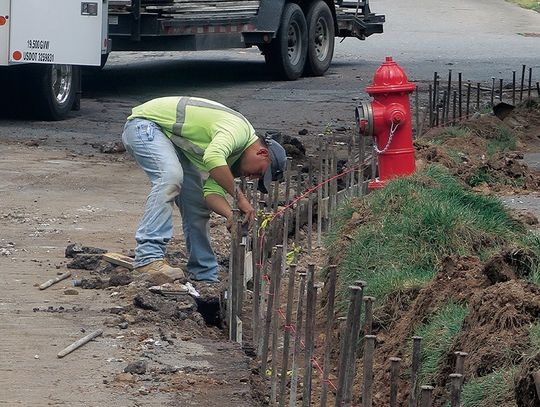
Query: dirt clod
124,360,147,375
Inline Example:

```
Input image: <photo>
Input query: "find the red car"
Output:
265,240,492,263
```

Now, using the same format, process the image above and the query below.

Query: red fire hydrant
356,57,416,190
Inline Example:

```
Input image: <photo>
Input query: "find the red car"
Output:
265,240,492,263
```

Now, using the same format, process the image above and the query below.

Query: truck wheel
305,0,335,76
33,64,80,121
265,3,308,80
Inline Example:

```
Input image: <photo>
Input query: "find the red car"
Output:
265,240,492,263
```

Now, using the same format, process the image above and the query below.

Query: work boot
135,260,186,284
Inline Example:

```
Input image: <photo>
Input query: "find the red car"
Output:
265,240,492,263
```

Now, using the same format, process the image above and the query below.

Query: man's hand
238,194,255,226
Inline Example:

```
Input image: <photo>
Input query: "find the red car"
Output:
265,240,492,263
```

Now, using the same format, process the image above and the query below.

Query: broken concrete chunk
66,254,104,270
65,243,107,258
108,270,133,287
124,360,147,375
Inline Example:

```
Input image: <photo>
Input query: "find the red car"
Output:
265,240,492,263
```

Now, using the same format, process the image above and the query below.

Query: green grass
415,301,469,385
486,126,517,156
528,319,540,354
468,168,498,187
330,166,534,306
460,368,516,407
508,0,540,11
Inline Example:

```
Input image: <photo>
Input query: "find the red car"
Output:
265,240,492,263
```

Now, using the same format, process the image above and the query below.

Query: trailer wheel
33,64,80,121
265,3,308,80
305,0,335,76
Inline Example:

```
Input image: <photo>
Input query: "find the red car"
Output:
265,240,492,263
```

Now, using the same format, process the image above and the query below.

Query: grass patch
330,166,534,305
468,168,498,187
416,301,469,385
486,126,517,155
508,0,540,12
460,368,516,407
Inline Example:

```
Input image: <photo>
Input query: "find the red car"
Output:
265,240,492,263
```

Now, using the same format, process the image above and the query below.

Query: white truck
0,0,384,120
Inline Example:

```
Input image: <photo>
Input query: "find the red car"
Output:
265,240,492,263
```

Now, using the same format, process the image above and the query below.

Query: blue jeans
122,118,218,282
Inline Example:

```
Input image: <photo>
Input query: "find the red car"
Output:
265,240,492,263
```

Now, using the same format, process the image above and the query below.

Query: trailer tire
305,0,335,76
265,3,308,80
33,64,80,121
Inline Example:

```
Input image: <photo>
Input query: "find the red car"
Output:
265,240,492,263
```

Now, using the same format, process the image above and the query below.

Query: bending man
122,96,286,283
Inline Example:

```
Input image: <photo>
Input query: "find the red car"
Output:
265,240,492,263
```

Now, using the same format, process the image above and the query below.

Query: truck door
9,0,104,66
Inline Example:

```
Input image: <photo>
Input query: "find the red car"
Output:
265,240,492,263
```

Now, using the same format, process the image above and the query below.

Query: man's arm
205,194,233,229
208,166,255,225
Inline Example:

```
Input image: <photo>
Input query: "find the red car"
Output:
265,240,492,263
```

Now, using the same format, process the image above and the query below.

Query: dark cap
258,137,286,194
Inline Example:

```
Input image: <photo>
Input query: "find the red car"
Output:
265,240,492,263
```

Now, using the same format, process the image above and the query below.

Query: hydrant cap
366,57,416,95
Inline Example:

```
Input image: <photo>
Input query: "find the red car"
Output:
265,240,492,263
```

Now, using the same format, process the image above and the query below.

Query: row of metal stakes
225,131,470,404
415,64,539,136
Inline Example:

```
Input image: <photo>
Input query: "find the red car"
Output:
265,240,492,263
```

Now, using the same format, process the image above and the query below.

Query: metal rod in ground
450,373,463,407
358,129,366,197
490,77,495,106
57,329,104,358
458,72,462,119
320,265,338,407
476,83,481,110
499,78,504,103
513,70,517,104
452,91,457,125
260,246,278,375
408,336,423,407
258,207,270,356
252,213,261,350
266,181,273,208
364,296,375,336
420,385,434,407
334,285,363,407
282,157,292,274
288,272,306,407
466,81,471,118
270,245,284,406
537,81,540,98
295,164,302,246
278,264,297,407
302,264,318,407
317,136,324,245
435,105,440,127
432,72,438,119
228,207,241,341
455,351,468,386
428,84,433,126
307,155,314,256
272,179,279,212
441,90,448,125
528,67,533,99
520,64,526,102
236,238,246,334
389,357,401,407
445,69,452,121
362,335,376,407
415,86,420,137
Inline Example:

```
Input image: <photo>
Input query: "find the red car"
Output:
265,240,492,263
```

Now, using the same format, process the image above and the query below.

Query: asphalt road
0,0,538,150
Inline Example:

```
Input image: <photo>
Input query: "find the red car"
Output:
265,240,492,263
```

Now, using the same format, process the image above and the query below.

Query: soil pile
416,98,540,193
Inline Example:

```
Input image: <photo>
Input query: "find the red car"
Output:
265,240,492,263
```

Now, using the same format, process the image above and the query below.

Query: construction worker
122,96,286,283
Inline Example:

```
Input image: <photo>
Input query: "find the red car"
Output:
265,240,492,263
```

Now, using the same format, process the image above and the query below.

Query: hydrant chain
374,121,400,155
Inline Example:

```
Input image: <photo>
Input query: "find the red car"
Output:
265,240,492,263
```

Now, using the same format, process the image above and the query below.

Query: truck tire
265,3,308,80
33,64,80,121
305,0,335,76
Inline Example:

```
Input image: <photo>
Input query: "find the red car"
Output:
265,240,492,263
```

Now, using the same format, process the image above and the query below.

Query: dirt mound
352,250,540,407
416,101,540,192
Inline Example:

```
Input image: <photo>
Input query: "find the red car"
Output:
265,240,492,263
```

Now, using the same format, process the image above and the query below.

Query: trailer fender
253,0,286,33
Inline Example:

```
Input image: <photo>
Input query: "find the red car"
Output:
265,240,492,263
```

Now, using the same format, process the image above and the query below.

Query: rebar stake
335,285,363,407
389,357,401,407
409,336,423,407
420,385,434,407
302,264,318,407
320,265,338,407
278,264,297,407
270,245,284,405
362,335,376,407
520,64,526,102
450,373,463,407
288,272,306,407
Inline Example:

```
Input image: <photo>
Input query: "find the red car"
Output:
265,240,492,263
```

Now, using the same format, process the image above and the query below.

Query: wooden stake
270,246,284,405
39,271,71,290
57,329,103,358
362,335,376,407
409,336,422,407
